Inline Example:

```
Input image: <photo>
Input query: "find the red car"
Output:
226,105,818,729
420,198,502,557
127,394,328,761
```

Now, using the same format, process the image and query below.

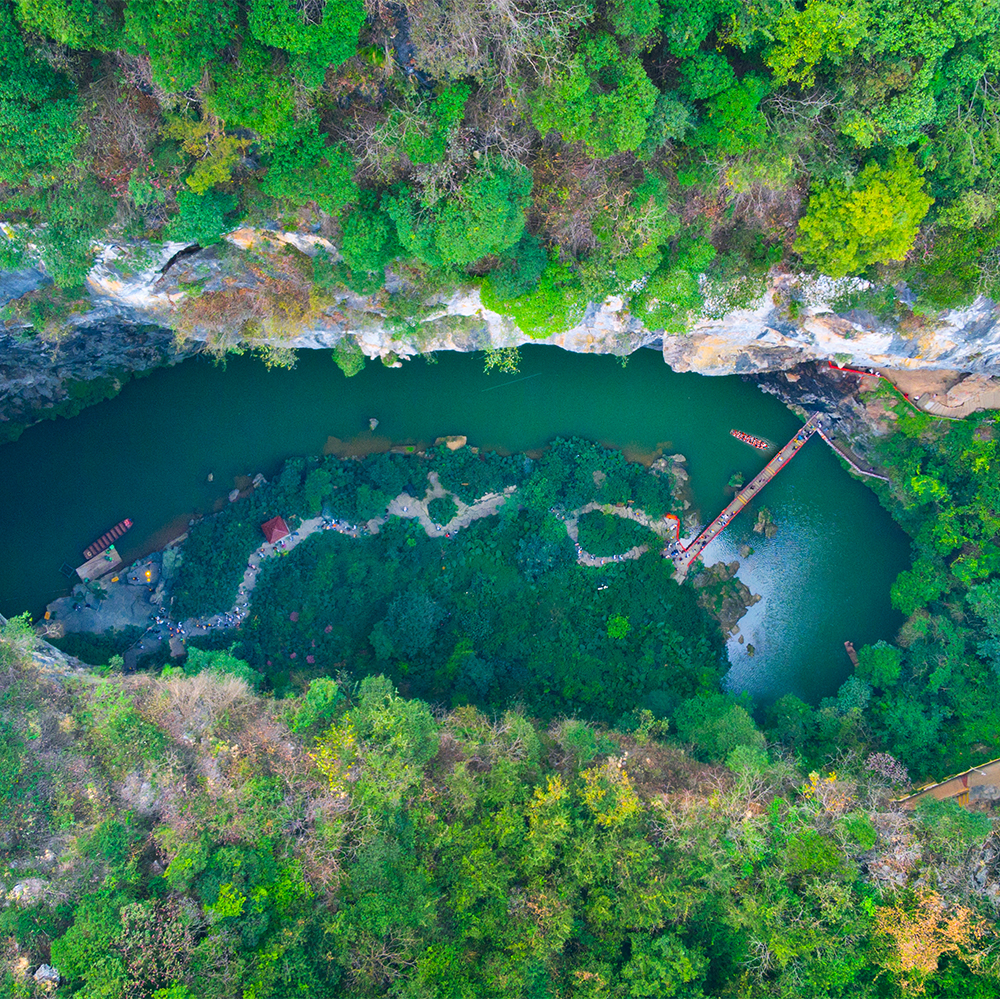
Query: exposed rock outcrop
3,230,1000,435
33,963,61,989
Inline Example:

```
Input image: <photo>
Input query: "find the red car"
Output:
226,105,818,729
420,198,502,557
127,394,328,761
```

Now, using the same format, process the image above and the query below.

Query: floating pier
670,414,821,582
76,544,122,582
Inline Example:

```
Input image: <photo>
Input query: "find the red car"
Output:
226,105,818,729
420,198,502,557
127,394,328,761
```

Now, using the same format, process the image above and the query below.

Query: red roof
261,516,290,543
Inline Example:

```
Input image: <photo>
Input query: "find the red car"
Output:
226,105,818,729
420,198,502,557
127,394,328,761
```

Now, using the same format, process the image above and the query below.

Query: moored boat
82,518,133,560
730,429,770,451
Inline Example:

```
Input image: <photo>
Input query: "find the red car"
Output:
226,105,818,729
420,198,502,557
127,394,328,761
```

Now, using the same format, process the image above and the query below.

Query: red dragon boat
730,429,770,451
82,518,133,560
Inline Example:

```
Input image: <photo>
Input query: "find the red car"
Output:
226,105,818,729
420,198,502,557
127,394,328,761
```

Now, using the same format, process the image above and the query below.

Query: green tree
765,0,868,88
49,889,129,996
890,558,949,615
528,32,658,157
124,0,238,92
37,178,116,290
484,233,548,300
385,160,532,267
399,83,470,165
183,647,263,689
674,693,765,761
795,151,934,277
370,589,445,660
339,203,398,284
877,694,947,771
347,675,439,803
634,234,716,332
638,92,694,157
660,0,730,57
618,932,708,996
969,580,1000,672
481,248,586,338
205,40,297,143
14,0,121,48
0,3,81,185
303,466,333,514
691,74,770,155
607,614,631,639
165,189,239,245
248,0,365,85
912,215,1000,310
915,797,993,862
607,0,660,37
679,51,736,99
261,118,358,214
856,639,903,688
292,677,343,731
163,113,248,194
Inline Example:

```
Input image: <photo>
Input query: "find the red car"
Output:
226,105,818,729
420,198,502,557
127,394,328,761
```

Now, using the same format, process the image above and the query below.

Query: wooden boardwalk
897,756,1000,810
669,414,821,581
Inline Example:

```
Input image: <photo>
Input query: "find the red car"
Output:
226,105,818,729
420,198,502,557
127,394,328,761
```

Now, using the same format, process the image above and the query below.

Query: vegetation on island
575,508,660,555
3,0,1000,343
172,439,720,724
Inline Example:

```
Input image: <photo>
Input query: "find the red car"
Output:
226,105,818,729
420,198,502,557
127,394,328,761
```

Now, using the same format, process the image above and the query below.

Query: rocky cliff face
0,247,200,435
0,316,196,432
2,230,999,434
666,278,1000,377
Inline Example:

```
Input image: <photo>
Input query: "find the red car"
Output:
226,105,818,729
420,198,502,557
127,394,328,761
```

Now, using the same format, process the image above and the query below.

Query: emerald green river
0,345,911,703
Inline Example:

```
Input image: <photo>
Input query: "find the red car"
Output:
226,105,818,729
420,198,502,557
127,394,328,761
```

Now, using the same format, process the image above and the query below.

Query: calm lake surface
0,345,911,703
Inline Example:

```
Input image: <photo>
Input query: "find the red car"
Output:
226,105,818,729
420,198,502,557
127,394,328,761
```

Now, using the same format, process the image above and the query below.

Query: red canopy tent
261,516,290,543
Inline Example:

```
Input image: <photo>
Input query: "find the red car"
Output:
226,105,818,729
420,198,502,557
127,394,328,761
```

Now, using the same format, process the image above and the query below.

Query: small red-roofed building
261,516,290,543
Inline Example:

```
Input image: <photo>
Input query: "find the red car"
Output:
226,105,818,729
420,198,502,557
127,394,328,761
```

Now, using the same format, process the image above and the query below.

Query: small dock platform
76,544,122,582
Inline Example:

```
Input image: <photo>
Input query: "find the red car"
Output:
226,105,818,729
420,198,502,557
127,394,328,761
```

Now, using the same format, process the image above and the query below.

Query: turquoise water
0,345,911,703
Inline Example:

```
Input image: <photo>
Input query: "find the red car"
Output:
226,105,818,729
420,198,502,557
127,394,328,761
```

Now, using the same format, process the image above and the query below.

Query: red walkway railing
670,414,821,579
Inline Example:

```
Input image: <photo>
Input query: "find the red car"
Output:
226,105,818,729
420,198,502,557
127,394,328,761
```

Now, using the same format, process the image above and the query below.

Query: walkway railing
895,756,1000,809
815,427,890,481
669,414,822,581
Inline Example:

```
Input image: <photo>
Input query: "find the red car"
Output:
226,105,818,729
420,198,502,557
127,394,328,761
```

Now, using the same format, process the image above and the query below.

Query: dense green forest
2,410,999,997
4,618,1000,1000
2,0,1000,340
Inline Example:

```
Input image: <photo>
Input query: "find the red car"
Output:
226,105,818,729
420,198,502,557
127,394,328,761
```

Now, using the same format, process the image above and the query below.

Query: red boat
730,429,770,451
82,518,133,560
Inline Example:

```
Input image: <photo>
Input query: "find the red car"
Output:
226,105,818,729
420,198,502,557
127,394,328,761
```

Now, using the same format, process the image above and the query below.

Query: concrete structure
75,544,122,582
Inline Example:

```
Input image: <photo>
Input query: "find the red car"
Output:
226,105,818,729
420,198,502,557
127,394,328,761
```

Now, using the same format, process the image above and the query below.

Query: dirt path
131,516,360,657
61,472,665,660
380,471,517,537
562,502,674,566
